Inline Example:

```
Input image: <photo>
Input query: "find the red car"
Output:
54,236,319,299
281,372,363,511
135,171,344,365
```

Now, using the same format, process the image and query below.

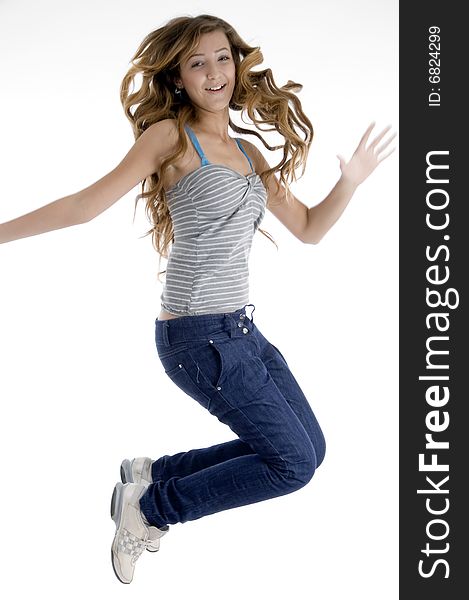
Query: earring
175,86,182,95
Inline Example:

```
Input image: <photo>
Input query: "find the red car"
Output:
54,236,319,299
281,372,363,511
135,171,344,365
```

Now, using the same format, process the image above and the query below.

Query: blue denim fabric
139,303,326,528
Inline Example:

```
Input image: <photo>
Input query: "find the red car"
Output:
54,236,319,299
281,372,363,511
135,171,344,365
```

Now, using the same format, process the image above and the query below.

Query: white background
0,0,398,597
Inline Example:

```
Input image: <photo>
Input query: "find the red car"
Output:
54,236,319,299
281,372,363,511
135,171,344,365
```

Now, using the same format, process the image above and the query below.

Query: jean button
242,327,248,334
240,314,245,320
237,322,243,327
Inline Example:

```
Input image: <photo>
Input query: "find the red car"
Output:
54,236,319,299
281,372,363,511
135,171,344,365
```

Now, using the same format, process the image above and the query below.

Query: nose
205,60,222,80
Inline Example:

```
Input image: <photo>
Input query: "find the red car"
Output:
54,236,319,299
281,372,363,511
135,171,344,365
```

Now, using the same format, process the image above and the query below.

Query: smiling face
175,30,236,115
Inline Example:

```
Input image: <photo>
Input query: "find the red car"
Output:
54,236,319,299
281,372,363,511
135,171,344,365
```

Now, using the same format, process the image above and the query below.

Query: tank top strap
235,138,254,172
184,124,210,166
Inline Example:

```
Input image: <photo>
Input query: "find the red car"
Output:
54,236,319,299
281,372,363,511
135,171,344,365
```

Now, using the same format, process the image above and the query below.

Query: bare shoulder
73,118,181,222
146,117,178,137
122,118,182,181
144,118,179,155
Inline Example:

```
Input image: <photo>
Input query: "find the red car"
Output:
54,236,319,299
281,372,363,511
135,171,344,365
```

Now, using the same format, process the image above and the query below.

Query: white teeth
207,84,224,91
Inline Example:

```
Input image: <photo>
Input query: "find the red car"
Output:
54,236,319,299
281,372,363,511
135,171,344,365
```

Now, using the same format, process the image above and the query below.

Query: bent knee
286,451,318,488
315,434,326,469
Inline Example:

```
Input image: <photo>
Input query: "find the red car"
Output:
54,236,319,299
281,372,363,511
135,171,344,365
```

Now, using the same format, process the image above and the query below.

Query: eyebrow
187,47,230,59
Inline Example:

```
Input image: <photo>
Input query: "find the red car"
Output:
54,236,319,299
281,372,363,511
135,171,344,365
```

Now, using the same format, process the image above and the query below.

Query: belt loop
224,313,236,338
162,321,171,346
231,315,237,337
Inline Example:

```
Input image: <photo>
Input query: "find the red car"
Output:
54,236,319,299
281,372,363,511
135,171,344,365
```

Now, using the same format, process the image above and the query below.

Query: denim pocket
187,338,226,392
162,357,213,411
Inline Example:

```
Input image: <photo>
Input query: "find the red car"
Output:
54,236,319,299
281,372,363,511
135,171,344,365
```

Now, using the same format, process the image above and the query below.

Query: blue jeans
139,303,326,527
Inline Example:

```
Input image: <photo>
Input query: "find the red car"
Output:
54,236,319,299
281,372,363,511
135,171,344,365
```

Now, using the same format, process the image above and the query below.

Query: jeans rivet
238,322,242,327
209,339,214,343
216,386,221,390
178,364,182,368
242,327,248,334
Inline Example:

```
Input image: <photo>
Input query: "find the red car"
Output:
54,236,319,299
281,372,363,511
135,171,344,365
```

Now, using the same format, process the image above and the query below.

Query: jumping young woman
0,14,396,584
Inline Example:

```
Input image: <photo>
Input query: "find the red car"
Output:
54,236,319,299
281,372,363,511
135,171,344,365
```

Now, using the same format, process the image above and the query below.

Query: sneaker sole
110,483,131,584
110,482,122,524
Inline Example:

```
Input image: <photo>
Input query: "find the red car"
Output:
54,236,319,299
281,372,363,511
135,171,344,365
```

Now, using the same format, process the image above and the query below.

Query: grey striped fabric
160,163,267,316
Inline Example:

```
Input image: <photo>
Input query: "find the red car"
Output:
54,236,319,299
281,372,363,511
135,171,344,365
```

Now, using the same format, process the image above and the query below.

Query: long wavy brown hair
120,14,313,282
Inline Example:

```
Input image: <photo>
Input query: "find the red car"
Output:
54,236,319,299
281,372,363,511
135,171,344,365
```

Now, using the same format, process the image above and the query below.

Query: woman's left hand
337,122,397,186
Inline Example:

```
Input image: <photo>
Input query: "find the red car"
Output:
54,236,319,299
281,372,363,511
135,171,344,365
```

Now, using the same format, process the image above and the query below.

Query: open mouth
205,83,226,93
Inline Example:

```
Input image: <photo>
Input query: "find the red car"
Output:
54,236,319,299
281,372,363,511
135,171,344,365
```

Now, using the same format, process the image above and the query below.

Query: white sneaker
120,457,170,552
110,482,167,584
120,457,153,486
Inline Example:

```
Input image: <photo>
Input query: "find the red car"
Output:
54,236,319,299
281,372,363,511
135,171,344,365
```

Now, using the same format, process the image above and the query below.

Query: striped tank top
160,124,267,316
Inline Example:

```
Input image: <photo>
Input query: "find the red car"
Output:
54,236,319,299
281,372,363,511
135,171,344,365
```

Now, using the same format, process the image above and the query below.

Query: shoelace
117,527,151,563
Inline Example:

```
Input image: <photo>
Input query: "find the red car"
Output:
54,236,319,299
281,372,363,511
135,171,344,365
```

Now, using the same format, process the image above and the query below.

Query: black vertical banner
400,1,466,597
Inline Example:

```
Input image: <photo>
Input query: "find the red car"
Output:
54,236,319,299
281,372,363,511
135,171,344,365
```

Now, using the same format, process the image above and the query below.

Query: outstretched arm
303,122,396,243
245,123,396,244
0,119,177,245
